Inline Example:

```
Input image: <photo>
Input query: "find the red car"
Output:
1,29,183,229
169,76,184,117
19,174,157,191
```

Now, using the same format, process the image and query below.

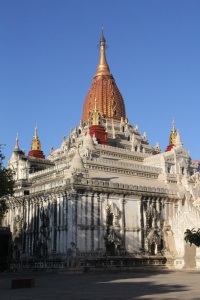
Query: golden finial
169,118,177,145
34,125,38,139
91,99,101,125
31,126,41,151
95,27,110,77
172,118,175,132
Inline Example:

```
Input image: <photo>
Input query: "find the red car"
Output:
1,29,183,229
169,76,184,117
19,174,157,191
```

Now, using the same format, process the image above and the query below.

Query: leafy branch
184,228,200,247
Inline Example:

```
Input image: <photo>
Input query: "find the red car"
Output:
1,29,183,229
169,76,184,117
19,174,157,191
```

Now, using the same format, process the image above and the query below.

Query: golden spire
34,126,38,138
169,119,177,145
95,27,111,77
82,30,126,123
91,99,101,125
31,126,41,151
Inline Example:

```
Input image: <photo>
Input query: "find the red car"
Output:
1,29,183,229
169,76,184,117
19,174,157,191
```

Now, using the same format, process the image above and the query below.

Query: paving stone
0,269,200,299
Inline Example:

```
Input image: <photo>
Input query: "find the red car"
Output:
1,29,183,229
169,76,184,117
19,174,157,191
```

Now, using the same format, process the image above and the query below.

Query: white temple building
3,32,200,269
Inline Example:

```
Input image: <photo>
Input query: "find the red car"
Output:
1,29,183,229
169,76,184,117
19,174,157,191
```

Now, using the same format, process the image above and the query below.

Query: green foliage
184,228,200,247
0,145,15,219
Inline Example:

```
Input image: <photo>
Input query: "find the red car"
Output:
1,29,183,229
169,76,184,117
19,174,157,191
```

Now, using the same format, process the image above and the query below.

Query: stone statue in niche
65,242,77,268
13,215,22,238
146,227,160,255
162,224,176,255
35,207,50,257
12,242,21,261
40,207,50,240
146,203,159,228
105,202,122,255
145,203,161,254
105,202,121,227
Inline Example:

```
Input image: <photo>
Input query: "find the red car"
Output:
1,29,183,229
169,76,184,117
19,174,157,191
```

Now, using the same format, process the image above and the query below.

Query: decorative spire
131,134,135,151
95,28,111,77
91,99,101,125
70,147,84,172
169,118,177,145
165,119,178,152
175,130,183,148
112,118,116,139
14,133,19,150
31,126,41,151
28,127,45,159
172,118,175,131
82,31,126,123
83,129,95,150
34,126,38,139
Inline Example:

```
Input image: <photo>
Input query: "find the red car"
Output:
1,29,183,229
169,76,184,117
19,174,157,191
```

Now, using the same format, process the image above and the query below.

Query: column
62,193,67,254
76,193,82,251
84,194,88,251
97,194,101,250
36,198,40,256
121,197,126,249
140,196,145,252
67,193,73,250
56,194,60,253
89,192,94,251
53,197,57,252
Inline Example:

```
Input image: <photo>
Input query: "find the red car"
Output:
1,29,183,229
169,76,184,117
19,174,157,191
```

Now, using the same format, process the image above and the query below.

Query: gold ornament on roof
91,99,101,125
82,30,126,123
94,27,110,77
31,127,41,151
169,119,177,145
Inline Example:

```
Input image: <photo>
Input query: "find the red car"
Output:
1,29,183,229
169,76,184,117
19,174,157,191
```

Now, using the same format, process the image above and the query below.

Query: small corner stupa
165,119,177,152
28,127,45,159
89,99,108,145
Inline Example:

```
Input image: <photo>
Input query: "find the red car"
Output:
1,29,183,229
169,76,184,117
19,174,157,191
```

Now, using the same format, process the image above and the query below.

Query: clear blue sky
1,0,200,163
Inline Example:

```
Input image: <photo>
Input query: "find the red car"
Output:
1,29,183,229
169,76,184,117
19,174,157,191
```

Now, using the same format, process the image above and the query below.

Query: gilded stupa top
31,127,41,151
169,119,177,145
94,29,111,77
165,119,178,152
82,30,126,123
28,127,45,159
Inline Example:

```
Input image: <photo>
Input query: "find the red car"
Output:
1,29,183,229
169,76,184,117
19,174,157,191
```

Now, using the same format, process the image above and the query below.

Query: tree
0,145,15,221
184,228,200,247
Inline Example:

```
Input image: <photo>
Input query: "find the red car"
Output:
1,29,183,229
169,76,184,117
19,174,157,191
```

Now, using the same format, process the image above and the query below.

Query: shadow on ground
0,269,199,300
